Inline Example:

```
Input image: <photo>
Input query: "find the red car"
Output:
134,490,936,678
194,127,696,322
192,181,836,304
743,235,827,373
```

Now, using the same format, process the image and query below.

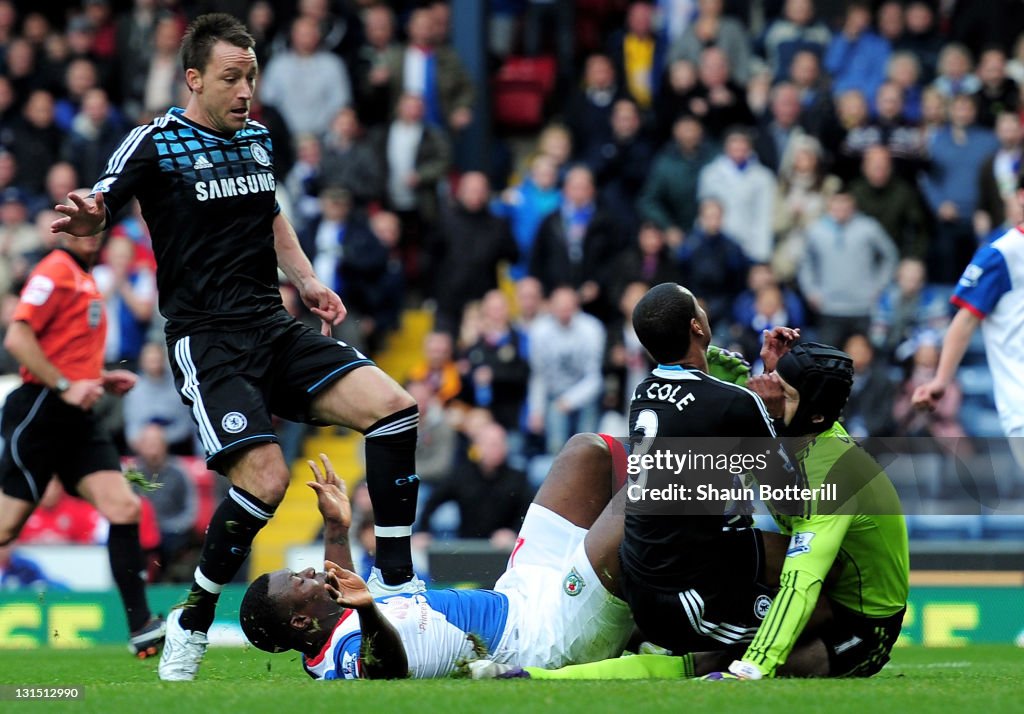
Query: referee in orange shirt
0,200,165,657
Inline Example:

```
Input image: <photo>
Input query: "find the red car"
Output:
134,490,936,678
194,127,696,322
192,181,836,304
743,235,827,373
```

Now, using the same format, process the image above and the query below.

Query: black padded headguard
775,343,854,435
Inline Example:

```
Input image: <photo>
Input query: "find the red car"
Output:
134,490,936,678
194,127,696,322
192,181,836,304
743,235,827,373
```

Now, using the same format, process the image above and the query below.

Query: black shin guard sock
107,523,152,632
364,405,419,584
179,487,274,633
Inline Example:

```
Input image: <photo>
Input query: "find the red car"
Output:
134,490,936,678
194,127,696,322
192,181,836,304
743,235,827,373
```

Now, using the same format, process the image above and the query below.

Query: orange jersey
13,249,106,384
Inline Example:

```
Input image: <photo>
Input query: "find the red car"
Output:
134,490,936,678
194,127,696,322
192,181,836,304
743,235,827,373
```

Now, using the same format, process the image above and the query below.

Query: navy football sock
363,405,419,584
107,523,152,632
179,487,274,633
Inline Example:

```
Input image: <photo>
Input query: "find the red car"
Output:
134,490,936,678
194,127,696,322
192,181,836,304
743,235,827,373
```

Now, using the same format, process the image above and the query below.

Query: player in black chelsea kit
52,14,422,681
620,283,798,654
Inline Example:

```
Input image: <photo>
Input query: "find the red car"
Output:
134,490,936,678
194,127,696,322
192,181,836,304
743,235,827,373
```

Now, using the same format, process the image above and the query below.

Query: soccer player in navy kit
619,283,797,653
52,14,421,681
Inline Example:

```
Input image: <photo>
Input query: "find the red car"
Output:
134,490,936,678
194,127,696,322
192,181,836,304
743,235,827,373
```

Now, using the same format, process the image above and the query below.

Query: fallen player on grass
239,434,637,679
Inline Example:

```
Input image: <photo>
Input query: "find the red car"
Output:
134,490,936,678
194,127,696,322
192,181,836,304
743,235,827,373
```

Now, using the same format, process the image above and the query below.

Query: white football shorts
492,503,634,668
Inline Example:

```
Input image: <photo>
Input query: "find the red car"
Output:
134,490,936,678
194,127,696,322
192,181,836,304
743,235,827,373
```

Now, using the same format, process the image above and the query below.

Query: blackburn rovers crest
563,567,586,597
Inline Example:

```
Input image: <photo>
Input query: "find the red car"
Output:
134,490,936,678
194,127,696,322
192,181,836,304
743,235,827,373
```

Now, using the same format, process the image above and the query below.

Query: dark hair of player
239,573,293,653
632,282,697,364
180,13,255,74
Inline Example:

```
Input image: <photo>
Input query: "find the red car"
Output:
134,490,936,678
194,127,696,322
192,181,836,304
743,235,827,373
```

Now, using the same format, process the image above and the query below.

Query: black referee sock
107,523,152,633
364,405,419,585
179,487,275,634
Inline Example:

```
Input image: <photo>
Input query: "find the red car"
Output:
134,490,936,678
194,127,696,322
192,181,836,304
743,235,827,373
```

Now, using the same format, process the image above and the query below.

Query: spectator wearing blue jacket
920,94,999,282
493,154,562,280
825,1,891,102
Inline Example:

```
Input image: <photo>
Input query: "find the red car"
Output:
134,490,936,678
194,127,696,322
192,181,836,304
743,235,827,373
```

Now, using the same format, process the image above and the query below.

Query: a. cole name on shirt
634,381,696,411
195,172,276,202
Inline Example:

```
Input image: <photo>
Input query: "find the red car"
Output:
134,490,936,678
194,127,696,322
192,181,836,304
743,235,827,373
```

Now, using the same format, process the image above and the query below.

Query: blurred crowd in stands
1,0,1022,584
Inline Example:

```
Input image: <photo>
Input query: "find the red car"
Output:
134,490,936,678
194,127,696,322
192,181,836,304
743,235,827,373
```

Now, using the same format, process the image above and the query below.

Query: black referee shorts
0,383,121,502
822,602,905,677
620,528,773,654
168,314,373,472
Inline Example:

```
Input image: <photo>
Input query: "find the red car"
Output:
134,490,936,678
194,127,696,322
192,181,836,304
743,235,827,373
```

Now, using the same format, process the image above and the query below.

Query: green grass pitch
1,646,1021,714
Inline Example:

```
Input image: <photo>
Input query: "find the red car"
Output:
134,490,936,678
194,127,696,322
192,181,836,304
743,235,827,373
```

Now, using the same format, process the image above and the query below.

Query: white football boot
158,609,209,681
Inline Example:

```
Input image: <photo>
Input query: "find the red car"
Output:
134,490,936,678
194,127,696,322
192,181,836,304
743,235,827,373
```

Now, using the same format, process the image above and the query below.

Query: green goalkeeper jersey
743,422,909,677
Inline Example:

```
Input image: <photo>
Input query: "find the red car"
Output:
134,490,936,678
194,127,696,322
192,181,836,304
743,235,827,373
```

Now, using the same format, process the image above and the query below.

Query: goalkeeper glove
706,345,751,386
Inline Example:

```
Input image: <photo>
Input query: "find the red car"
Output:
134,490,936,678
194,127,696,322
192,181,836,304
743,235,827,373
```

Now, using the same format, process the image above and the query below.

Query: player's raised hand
298,277,347,335
760,326,800,373
323,560,373,609
51,191,106,236
307,452,351,530
747,372,785,419
911,378,946,412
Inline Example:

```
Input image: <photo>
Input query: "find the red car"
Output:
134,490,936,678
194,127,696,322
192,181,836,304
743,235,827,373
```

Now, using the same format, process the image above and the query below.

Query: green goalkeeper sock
523,654,695,680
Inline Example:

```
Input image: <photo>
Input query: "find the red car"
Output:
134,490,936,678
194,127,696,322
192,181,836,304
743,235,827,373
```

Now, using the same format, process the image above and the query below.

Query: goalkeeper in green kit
474,336,909,681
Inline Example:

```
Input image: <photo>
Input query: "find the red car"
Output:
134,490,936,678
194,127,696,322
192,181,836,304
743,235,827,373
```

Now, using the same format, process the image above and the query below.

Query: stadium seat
493,80,547,129
492,55,557,130
906,514,984,540
498,55,557,95
980,513,1024,540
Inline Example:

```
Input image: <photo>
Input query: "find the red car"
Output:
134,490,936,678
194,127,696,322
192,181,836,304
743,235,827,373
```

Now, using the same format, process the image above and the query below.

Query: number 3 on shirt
628,409,659,492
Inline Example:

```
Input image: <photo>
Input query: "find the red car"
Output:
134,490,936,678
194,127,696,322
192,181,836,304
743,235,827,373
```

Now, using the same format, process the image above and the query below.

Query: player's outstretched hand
323,560,373,609
760,326,800,373
101,369,137,396
298,277,348,335
746,372,785,419
307,453,351,530
911,378,946,411
51,191,105,236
